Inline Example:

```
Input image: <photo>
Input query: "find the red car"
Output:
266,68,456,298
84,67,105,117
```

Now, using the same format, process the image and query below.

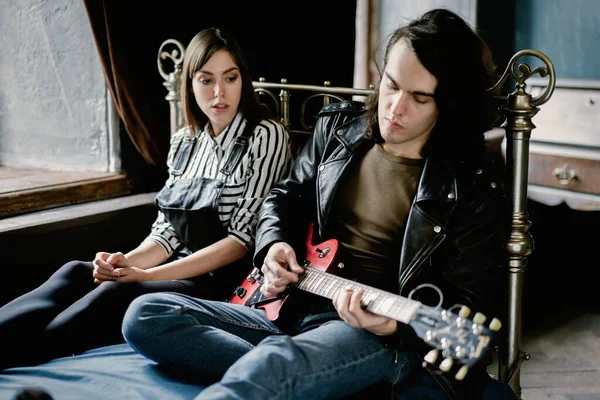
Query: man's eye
414,97,428,104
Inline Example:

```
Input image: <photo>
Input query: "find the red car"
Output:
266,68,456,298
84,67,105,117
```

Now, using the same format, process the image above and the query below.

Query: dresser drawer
529,153,600,195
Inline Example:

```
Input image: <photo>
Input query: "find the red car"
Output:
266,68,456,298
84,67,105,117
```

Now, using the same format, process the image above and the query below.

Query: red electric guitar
230,225,502,380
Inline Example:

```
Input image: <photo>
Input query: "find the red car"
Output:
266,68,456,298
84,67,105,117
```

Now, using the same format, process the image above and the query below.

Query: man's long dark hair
364,9,498,161
181,28,265,135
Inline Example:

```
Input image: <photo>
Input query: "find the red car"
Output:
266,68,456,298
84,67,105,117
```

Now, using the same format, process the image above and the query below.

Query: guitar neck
292,267,422,324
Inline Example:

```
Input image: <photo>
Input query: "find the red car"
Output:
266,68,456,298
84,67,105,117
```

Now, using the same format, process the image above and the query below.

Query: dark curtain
83,0,357,191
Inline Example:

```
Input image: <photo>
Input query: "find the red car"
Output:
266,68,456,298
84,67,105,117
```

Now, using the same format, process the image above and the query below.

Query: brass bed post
157,39,186,136
279,79,291,131
489,50,556,398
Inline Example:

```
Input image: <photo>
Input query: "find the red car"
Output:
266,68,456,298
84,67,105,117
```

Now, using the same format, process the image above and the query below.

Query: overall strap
219,120,258,177
170,133,198,178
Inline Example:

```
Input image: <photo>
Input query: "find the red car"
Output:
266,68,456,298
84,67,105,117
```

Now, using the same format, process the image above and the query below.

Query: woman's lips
212,103,229,113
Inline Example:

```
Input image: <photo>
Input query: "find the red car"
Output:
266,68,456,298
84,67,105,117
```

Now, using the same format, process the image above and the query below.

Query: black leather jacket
254,101,509,397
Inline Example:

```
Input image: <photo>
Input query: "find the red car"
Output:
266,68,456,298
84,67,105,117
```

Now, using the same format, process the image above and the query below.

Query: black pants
0,260,224,370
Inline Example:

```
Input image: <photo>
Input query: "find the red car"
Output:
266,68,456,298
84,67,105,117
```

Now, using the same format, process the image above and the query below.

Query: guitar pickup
234,287,247,298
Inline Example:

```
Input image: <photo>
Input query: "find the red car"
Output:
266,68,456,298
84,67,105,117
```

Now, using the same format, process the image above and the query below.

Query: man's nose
391,91,408,115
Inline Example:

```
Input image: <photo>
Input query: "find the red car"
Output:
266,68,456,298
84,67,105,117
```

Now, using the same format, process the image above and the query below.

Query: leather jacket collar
332,115,459,206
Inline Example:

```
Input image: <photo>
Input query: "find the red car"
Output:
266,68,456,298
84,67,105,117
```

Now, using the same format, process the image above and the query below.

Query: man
123,9,515,399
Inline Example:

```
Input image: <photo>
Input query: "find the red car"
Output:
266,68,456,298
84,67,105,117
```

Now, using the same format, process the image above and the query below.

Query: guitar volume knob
234,287,247,298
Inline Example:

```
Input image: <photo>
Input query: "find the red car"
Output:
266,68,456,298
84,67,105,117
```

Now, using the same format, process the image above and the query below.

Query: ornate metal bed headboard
157,39,556,399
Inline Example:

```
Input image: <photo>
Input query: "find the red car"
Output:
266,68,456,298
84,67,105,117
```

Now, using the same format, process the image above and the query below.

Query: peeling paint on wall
0,0,109,171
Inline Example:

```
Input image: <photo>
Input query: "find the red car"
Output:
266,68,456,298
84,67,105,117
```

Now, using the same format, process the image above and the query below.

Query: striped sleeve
227,119,292,249
146,129,187,257
147,210,183,258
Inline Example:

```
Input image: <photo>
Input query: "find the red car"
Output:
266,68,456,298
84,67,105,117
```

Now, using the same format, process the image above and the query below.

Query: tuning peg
439,357,453,372
489,317,502,331
455,365,469,381
424,349,439,365
458,305,471,318
473,312,486,325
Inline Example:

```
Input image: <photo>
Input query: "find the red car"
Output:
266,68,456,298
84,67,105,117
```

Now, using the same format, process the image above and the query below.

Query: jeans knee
121,293,161,344
248,335,296,371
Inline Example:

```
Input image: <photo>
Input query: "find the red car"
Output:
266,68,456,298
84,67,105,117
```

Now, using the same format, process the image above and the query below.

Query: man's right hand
92,251,128,284
260,242,304,297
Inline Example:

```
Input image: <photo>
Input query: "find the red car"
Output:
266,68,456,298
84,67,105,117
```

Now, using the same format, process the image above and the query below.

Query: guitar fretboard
291,266,422,324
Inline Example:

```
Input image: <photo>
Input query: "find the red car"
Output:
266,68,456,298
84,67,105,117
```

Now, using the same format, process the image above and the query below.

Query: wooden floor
499,305,600,400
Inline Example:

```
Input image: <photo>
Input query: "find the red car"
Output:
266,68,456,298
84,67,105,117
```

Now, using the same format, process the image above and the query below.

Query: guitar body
229,224,344,322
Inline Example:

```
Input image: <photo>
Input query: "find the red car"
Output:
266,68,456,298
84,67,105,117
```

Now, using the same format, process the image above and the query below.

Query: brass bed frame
157,39,556,399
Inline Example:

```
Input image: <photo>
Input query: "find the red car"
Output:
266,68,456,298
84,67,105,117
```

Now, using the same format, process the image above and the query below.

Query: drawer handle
552,163,578,185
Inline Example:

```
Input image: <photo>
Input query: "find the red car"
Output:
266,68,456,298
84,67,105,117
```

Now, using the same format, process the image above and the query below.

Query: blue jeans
123,292,414,400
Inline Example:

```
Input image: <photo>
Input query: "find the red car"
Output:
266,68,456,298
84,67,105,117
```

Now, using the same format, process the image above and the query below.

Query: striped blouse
148,112,291,258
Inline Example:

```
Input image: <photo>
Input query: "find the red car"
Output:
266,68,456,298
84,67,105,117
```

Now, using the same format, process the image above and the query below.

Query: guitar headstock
408,305,502,380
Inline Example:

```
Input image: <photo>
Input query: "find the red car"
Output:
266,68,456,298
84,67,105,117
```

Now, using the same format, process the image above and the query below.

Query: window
0,2,130,218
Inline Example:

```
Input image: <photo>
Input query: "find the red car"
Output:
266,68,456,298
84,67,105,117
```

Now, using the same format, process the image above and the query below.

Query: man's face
377,39,439,159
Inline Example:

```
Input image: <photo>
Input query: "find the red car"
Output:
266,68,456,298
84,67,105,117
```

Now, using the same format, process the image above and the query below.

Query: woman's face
191,49,242,136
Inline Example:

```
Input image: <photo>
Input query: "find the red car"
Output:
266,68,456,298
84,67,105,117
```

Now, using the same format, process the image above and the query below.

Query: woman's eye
225,75,239,83
200,79,212,85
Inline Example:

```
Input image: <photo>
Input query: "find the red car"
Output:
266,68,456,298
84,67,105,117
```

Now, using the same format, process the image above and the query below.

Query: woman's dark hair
364,8,498,160
180,28,265,135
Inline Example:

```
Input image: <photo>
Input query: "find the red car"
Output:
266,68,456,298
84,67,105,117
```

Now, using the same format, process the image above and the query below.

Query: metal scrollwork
157,39,186,81
299,93,345,130
488,49,556,107
157,39,186,135
254,78,280,116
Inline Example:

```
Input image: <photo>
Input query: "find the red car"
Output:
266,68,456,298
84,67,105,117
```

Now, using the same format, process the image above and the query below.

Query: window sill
0,166,133,218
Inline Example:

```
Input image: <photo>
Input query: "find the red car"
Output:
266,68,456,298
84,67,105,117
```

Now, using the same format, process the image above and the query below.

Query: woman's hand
92,252,129,284
333,287,398,336
260,242,304,297
114,266,151,283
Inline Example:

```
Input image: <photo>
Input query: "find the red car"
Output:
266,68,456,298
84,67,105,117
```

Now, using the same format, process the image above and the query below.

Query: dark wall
477,0,516,82
101,0,357,192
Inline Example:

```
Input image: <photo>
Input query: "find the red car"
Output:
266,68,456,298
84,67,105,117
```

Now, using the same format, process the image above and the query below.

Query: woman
0,28,291,370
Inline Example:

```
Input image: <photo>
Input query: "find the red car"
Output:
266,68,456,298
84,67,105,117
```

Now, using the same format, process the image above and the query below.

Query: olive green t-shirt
329,143,423,293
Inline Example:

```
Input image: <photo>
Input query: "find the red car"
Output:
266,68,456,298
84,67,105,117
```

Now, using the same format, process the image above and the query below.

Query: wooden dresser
526,78,600,211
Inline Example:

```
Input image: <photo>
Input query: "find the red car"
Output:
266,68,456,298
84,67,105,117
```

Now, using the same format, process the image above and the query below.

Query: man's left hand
333,287,398,336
